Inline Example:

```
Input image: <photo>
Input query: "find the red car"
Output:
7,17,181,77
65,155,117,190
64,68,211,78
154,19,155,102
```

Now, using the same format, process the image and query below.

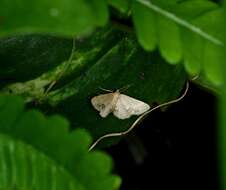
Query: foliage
0,0,223,86
132,0,223,85
0,0,224,189
0,95,121,190
0,0,223,144
0,35,72,87
0,0,108,36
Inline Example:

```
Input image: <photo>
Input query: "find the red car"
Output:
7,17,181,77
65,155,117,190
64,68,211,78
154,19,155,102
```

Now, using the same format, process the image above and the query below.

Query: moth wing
91,93,115,117
113,94,150,119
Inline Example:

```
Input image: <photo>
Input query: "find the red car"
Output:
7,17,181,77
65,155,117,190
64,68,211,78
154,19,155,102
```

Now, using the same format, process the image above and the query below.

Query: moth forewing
91,93,113,111
91,91,120,118
113,94,150,119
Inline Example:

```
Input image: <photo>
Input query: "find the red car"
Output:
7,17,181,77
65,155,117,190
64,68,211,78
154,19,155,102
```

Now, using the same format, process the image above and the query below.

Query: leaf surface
0,95,121,190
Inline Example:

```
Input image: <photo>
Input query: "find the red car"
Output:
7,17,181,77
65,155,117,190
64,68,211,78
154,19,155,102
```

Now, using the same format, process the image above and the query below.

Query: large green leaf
132,1,157,51
1,27,124,100
0,95,121,190
0,0,108,37
0,35,72,87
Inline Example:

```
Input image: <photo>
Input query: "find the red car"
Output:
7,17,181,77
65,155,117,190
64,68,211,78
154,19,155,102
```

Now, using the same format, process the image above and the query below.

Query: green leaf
164,0,219,20
0,95,121,190
0,0,107,37
203,42,223,86
108,0,130,13
182,29,203,75
73,152,121,189
193,8,224,41
132,1,157,51
193,8,224,86
89,0,109,26
1,27,125,100
0,133,85,190
156,15,182,64
0,35,72,87
0,95,24,132
130,0,224,86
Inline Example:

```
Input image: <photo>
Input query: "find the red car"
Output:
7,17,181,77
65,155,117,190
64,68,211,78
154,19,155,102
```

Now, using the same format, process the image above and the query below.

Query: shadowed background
107,82,218,190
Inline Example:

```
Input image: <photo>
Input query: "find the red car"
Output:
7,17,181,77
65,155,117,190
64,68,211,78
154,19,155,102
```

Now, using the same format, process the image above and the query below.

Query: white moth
91,90,150,119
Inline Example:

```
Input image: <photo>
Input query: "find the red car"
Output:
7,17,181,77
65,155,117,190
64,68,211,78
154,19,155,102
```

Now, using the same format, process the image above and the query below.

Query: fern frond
0,95,121,190
0,133,85,190
132,0,224,85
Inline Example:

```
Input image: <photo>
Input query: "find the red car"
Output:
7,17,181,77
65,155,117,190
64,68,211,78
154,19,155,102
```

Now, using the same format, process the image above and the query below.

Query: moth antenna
88,81,189,151
118,84,133,93
98,87,113,93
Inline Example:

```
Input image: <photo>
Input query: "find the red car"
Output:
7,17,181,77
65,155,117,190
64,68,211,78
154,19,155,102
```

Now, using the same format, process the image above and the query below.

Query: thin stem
44,37,76,96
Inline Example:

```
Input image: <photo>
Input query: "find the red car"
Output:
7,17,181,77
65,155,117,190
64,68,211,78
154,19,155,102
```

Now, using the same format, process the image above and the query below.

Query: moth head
117,84,133,93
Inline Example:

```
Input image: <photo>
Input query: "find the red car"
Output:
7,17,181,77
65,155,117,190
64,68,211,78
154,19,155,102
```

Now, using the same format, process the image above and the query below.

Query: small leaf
193,8,224,42
157,14,182,64
89,0,109,26
171,0,218,20
182,29,203,75
132,1,157,51
193,8,224,85
203,42,224,86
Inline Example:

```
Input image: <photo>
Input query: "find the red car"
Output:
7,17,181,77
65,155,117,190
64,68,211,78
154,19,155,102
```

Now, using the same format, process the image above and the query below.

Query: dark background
107,82,218,190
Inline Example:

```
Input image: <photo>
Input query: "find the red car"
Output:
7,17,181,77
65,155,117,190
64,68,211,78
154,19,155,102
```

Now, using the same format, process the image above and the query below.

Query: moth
91,90,150,119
